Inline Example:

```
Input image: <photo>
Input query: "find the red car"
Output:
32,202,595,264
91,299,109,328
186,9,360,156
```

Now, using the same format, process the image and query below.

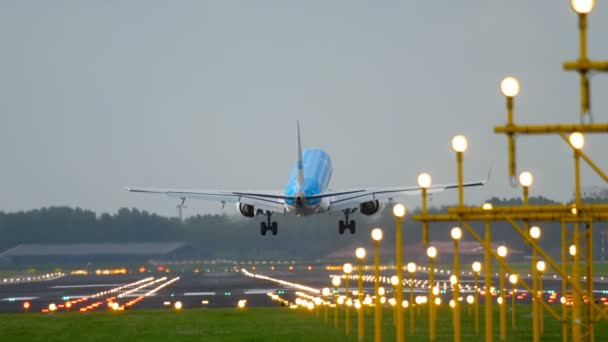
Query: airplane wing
325,179,487,213
125,187,287,213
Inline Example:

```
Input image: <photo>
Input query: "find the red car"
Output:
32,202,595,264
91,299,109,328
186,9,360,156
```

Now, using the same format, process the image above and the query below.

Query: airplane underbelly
285,201,327,216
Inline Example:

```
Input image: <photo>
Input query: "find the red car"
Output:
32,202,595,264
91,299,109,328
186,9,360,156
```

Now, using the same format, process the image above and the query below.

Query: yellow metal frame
413,7,608,341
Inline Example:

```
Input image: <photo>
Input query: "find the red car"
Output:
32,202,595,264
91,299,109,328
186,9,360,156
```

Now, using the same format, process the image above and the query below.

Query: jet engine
237,203,255,218
359,200,381,216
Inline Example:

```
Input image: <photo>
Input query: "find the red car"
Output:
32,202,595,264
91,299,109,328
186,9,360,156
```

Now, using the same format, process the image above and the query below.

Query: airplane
127,122,487,236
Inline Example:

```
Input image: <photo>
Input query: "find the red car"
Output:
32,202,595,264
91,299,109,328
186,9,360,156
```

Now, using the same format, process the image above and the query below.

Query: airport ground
1,263,608,340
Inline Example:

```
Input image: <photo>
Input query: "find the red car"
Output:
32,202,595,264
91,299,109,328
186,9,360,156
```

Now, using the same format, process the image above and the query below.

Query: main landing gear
338,209,356,235
260,211,278,236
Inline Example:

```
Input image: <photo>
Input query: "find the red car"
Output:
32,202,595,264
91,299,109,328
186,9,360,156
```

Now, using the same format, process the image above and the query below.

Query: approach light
571,0,595,14
497,246,508,258
393,203,406,218
569,132,585,150
417,173,432,189
536,261,546,272
407,262,417,273
466,295,474,304
569,245,577,256
427,246,437,259
391,275,399,286
482,202,494,210
500,76,520,97
355,247,366,260
530,226,542,240
332,276,341,287
450,227,463,240
509,274,519,284
371,228,383,241
322,287,330,296
519,171,534,187
174,301,182,310
451,135,468,153
472,261,481,273
343,263,353,274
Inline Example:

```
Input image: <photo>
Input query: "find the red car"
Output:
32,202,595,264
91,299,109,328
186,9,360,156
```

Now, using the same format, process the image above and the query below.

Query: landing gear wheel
260,222,267,236
271,222,278,235
349,220,356,234
338,220,345,235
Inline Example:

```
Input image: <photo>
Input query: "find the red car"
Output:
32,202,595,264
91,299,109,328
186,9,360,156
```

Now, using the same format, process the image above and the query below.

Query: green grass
0,305,606,341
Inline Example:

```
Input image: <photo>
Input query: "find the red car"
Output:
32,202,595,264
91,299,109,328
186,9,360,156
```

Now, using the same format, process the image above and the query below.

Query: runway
1,264,607,314
0,265,332,313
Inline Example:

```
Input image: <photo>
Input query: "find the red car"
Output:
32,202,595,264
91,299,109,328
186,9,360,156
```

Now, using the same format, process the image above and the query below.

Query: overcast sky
1,1,607,218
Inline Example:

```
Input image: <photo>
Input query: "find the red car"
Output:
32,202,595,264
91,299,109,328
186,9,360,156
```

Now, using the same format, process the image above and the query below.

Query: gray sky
1,1,607,218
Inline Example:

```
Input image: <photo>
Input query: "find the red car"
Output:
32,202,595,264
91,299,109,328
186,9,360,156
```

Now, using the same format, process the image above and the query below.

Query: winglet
483,162,494,185
296,121,305,190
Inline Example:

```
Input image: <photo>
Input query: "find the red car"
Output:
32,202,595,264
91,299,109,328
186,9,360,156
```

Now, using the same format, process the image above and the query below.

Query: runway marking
2,296,38,301
245,289,276,294
50,284,122,288
63,295,91,299
241,269,320,294
183,292,215,296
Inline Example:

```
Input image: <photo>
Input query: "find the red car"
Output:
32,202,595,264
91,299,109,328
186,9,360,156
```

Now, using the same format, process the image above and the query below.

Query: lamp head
482,202,494,210
569,132,585,150
509,274,518,284
343,263,353,274
406,262,417,273
355,247,366,260
427,246,437,259
497,245,508,258
417,173,432,189
519,171,534,187
392,203,406,218
472,261,482,273
450,227,463,240
322,287,330,296
571,0,595,14
390,275,399,286
371,228,383,241
332,276,341,287
536,260,546,272
529,226,541,240
451,135,468,153
500,76,520,97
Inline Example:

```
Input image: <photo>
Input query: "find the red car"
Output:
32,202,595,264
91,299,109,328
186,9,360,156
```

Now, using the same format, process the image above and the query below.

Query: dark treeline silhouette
0,194,605,260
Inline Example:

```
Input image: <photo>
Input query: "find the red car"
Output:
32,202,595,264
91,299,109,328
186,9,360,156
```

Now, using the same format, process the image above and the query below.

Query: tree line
0,194,605,260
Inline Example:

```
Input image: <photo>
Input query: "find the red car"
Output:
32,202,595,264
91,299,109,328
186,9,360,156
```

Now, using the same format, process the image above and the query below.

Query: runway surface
1,264,607,314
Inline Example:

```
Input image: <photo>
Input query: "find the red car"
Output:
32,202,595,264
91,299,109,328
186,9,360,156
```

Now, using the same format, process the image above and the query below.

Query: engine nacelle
237,203,255,218
360,200,381,216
